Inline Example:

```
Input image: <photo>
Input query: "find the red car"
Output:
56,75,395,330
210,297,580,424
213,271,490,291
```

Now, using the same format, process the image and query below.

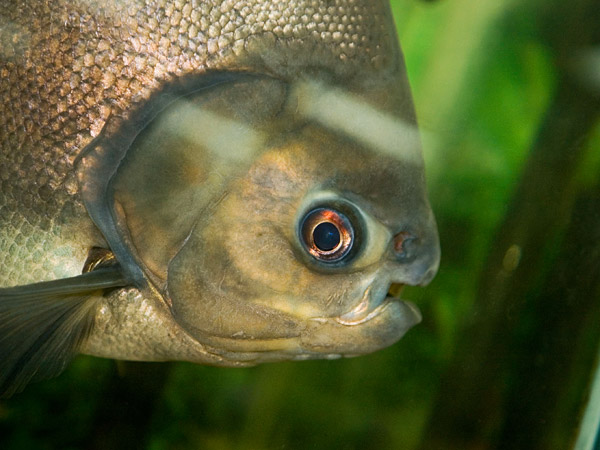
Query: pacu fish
0,0,440,396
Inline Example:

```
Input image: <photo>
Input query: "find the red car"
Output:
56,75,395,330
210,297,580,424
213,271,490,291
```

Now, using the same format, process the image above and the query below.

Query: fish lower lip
335,284,405,326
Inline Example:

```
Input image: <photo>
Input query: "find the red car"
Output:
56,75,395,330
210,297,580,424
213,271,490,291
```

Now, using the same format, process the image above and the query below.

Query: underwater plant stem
575,348,600,450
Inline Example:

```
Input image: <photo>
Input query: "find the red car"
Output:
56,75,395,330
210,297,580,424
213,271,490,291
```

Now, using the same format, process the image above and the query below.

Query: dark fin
0,266,128,397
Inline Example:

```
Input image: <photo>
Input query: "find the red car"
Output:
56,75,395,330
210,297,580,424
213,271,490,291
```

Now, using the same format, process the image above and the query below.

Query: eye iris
313,222,340,251
300,207,355,263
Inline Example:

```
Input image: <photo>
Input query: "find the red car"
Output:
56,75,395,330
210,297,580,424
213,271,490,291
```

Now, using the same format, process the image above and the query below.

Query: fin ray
0,266,128,397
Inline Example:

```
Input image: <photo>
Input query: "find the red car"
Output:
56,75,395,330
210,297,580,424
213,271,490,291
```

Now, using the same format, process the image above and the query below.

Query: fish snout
390,229,440,286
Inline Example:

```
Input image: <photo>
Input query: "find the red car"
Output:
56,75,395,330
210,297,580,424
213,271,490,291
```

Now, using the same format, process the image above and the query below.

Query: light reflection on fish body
0,0,440,396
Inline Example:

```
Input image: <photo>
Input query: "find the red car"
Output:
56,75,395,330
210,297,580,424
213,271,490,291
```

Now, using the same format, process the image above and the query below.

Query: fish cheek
210,147,373,319
164,147,355,341
218,194,360,320
166,218,305,344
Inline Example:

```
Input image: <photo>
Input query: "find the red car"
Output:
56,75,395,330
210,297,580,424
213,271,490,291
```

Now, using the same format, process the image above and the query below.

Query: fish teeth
335,285,390,326
387,283,405,299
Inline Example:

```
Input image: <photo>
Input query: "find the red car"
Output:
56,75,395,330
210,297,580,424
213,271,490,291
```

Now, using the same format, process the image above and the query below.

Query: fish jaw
303,298,422,358
180,289,423,364
196,281,425,362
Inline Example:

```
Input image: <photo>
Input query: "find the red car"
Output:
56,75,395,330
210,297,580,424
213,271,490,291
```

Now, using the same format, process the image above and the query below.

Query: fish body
0,0,440,396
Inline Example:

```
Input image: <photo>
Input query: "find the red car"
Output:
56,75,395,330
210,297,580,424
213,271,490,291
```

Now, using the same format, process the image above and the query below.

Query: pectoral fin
0,266,127,397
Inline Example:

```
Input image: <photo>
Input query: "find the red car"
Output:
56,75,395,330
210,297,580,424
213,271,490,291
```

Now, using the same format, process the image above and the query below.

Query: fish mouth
334,282,421,326
293,281,422,358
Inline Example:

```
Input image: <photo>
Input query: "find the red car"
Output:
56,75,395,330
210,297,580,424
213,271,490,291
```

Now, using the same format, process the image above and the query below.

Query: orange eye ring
300,208,354,262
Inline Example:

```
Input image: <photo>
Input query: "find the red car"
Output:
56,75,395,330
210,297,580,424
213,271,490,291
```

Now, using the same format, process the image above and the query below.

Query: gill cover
77,73,284,287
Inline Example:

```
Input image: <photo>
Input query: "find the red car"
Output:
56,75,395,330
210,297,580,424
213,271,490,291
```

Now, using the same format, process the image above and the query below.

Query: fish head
82,72,439,363
68,0,439,364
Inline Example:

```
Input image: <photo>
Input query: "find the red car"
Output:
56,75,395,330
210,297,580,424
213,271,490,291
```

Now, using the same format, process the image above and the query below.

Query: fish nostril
393,231,417,262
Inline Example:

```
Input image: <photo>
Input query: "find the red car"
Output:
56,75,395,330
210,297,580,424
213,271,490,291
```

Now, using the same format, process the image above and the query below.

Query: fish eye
300,207,355,263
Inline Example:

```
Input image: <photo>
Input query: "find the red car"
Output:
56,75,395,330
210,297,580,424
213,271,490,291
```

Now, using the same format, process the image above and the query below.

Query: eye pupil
313,222,341,251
